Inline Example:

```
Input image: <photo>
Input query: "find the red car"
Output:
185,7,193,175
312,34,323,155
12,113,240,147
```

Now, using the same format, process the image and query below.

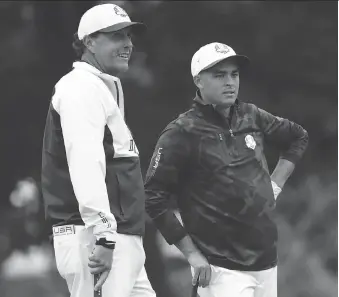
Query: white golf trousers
53,225,156,297
192,264,277,297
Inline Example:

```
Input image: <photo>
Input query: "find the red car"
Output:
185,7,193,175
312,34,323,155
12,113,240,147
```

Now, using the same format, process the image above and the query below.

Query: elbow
281,128,309,163
294,123,309,148
301,128,309,149
145,193,164,220
145,200,168,221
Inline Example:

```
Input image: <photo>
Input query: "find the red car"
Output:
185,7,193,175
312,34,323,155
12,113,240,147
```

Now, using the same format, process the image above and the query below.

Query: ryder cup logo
215,44,230,54
245,135,256,150
114,6,128,17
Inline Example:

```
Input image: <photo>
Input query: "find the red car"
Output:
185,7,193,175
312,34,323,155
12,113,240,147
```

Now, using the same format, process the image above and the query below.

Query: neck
198,90,212,105
81,51,105,74
199,91,233,110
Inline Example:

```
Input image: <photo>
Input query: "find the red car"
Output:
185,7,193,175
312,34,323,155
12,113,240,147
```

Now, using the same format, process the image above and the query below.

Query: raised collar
193,90,239,109
72,61,120,82
72,61,125,118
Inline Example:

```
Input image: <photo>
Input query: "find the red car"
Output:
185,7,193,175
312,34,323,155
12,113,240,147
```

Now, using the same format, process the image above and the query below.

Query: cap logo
215,44,230,54
114,6,128,17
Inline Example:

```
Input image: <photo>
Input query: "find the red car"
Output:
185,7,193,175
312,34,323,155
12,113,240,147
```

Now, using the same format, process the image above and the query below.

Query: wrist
94,229,117,243
95,237,116,250
176,236,201,258
271,180,282,189
270,177,283,188
271,180,282,200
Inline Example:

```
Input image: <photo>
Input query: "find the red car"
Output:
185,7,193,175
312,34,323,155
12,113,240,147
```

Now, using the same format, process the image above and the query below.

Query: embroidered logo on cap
245,135,256,150
215,44,230,54
114,6,128,17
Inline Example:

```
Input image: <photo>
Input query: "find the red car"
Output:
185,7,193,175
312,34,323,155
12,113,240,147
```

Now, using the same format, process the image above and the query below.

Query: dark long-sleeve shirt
145,95,308,271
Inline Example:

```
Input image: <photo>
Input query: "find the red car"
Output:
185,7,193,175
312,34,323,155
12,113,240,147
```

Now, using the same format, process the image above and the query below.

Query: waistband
52,224,86,237
208,256,278,272
52,224,143,240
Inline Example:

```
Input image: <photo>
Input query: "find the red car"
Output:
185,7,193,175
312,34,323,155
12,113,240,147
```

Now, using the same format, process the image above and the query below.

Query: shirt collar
72,61,120,82
193,90,240,111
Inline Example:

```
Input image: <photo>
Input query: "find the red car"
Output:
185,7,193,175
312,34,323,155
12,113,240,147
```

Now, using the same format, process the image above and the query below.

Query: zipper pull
219,133,223,141
229,129,234,137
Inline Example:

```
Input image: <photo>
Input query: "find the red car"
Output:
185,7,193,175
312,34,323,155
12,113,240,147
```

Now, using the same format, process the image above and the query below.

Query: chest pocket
231,131,263,161
198,133,231,171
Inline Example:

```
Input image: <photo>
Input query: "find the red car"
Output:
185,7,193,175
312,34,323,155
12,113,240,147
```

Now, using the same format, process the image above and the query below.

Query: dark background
0,1,337,297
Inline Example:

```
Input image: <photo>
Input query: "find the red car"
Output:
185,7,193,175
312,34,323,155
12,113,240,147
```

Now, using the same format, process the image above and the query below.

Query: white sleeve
57,83,117,242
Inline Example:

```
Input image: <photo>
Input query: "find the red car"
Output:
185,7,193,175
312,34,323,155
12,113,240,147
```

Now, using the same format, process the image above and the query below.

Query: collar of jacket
72,60,125,118
72,61,121,82
192,90,240,120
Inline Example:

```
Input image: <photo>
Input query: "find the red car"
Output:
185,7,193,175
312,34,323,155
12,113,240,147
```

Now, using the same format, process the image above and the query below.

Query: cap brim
201,54,250,73
99,22,147,35
227,55,250,69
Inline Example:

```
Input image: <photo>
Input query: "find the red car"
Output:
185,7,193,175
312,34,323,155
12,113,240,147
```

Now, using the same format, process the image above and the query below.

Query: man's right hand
187,250,211,288
175,235,212,288
88,245,113,291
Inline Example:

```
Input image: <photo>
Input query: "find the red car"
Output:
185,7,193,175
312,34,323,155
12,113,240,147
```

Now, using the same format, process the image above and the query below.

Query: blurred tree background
0,1,337,297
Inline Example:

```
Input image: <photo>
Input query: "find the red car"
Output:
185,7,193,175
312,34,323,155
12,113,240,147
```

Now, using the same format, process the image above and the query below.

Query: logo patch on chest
245,134,256,150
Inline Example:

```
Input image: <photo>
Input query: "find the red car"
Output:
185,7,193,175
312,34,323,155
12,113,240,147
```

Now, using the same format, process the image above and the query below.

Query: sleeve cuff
154,211,188,245
279,154,299,164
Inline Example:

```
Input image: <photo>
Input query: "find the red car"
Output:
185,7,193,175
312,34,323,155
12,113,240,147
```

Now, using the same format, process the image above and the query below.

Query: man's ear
193,75,203,89
83,35,96,53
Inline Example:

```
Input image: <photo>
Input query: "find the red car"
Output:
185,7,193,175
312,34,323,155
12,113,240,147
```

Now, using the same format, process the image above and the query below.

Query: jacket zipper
217,104,236,143
218,105,236,156
227,105,235,137
115,174,124,216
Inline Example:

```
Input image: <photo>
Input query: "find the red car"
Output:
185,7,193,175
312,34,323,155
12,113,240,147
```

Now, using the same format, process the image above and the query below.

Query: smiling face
86,27,134,76
194,58,240,107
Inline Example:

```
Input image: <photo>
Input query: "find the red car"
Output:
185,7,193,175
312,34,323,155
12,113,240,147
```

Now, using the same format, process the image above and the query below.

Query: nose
125,35,133,48
224,74,235,86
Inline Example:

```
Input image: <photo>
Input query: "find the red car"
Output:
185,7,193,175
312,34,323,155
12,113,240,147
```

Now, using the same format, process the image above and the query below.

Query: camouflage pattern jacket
145,93,308,271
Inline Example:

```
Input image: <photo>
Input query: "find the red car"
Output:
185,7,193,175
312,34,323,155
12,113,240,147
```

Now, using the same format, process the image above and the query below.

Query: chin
118,63,129,73
108,64,129,76
218,97,236,106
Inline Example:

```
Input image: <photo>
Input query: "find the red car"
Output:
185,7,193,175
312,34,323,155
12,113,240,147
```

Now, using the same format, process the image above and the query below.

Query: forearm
150,208,188,244
271,158,295,188
174,234,202,259
61,111,117,241
258,107,309,165
67,143,117,241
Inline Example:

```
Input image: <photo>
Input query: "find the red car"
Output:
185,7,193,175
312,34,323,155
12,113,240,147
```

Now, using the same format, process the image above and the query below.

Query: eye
215,73,225,78
112,31,133,43
110,32,120,39
232,72,239,77
127,33,134,42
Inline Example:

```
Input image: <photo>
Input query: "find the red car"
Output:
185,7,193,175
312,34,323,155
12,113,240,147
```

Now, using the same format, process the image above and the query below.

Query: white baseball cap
191,42,249,77
77,3,146,40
